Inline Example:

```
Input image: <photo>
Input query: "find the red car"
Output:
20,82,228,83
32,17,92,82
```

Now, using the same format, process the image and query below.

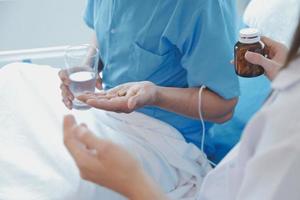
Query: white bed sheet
0,63,211,200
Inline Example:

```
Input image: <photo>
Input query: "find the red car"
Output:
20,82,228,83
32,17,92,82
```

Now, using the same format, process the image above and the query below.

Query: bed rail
0,46,69,63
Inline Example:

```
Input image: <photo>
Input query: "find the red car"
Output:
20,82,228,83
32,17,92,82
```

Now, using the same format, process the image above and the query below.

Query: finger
64,133,98,170
76,130,116,161
96,75,102,90
77,93,97,102
86,97,129,112
76,128,102,150
117,90,127,97
260,36,276,47
85,99,114,110
60,83,74,99
81,91,94,96
77,92,115,104
128,96,138,110
63,115,77,137
96,82,102,90
63,98,73,110
95,92,117,99
260,36,284,50
61,85,74,100
63,123,98,163
245,51,277,71
127,92,145,110
106,85,125,96
261,36,287,54
125,88,138,97
63,118,100,174
58,70,71,86
125,89,139,110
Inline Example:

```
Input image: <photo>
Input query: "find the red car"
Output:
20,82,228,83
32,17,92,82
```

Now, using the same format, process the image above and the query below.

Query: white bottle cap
239,28,261,44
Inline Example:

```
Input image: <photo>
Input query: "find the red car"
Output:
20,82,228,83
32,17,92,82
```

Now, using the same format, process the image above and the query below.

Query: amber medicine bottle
234,28,265,77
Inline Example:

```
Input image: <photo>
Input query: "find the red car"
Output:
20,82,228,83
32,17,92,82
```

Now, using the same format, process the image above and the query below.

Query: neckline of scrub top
272,57,300,90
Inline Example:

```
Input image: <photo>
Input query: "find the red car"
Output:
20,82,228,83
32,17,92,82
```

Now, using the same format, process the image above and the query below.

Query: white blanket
0,63,211,200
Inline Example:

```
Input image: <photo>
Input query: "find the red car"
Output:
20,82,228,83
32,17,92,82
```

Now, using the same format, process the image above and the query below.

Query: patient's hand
63,115,166,200
245,36,289,81
77,81,157,113
58,69,102,109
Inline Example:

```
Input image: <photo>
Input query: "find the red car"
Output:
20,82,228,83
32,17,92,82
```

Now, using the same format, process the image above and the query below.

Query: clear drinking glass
64,44,99,110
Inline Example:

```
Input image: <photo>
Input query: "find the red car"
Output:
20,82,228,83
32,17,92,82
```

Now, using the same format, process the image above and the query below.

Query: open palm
77,81,157,113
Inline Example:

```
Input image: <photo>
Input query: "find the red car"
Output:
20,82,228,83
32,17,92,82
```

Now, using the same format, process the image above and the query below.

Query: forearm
154,86,237,123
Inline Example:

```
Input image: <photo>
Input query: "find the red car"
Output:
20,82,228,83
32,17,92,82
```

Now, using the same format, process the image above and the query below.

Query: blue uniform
84,0,240,159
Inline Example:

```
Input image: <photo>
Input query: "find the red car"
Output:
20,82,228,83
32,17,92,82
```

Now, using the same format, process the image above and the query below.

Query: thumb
96,74,102,90
128,96,138,110
128,94,145,110
245,51,276,72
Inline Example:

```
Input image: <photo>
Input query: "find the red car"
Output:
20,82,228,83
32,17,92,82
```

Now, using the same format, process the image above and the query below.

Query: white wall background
0,0,92,51
0,0,251,52
1,0,297,67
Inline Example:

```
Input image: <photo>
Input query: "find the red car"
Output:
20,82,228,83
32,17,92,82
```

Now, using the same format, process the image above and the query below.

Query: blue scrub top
84,0,240,159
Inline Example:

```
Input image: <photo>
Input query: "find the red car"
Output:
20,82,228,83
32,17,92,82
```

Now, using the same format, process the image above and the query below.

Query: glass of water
64,44,99,110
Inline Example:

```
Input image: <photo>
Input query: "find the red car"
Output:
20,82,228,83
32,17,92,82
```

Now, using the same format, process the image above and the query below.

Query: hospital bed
0,0,299,199
0,61,212,200
0,46,67,68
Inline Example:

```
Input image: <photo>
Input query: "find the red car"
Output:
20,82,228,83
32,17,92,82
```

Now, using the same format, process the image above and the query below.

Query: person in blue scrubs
60,0,240,162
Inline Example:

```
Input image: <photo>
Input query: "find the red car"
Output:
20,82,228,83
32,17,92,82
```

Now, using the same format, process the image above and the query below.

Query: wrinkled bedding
0,63,210,200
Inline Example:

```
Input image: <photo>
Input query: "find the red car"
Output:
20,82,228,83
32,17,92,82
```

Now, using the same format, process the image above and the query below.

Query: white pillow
244,0,300,47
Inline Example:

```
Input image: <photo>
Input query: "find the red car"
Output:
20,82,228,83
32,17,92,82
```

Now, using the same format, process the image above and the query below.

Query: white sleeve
236,136,300,200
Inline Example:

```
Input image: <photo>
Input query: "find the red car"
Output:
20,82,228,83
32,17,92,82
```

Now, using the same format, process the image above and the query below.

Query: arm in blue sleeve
165,0,240,99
